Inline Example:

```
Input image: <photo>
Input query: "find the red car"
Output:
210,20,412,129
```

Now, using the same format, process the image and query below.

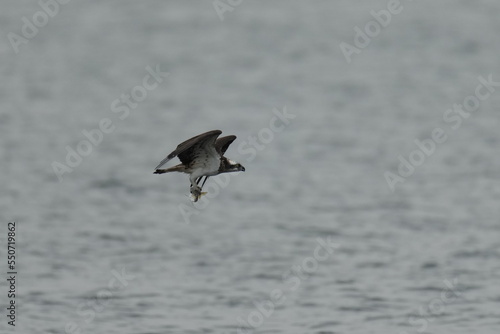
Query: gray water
1,1,500,333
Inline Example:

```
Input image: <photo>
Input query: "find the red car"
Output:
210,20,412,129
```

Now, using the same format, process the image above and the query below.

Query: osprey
154,130,245,201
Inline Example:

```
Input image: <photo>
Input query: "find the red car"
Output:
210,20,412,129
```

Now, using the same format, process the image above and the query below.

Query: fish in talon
191,192,208,202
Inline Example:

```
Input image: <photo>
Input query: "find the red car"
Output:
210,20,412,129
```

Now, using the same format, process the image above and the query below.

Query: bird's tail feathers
154,164,185,174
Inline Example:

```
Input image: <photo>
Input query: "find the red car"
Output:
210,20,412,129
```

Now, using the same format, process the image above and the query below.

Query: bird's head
225,159,245,172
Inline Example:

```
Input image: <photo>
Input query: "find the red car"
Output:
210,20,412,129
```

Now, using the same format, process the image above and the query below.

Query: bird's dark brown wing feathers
215,135,237,155
154,130,222,169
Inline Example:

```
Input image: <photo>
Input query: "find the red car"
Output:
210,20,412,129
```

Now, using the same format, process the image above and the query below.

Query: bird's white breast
191,147,220,178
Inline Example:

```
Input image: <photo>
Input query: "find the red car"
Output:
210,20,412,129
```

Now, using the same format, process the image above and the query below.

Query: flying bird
154,130,245,201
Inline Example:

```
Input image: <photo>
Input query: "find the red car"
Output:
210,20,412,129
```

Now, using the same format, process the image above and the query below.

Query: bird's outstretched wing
154,130,222,170
215,135,237,155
